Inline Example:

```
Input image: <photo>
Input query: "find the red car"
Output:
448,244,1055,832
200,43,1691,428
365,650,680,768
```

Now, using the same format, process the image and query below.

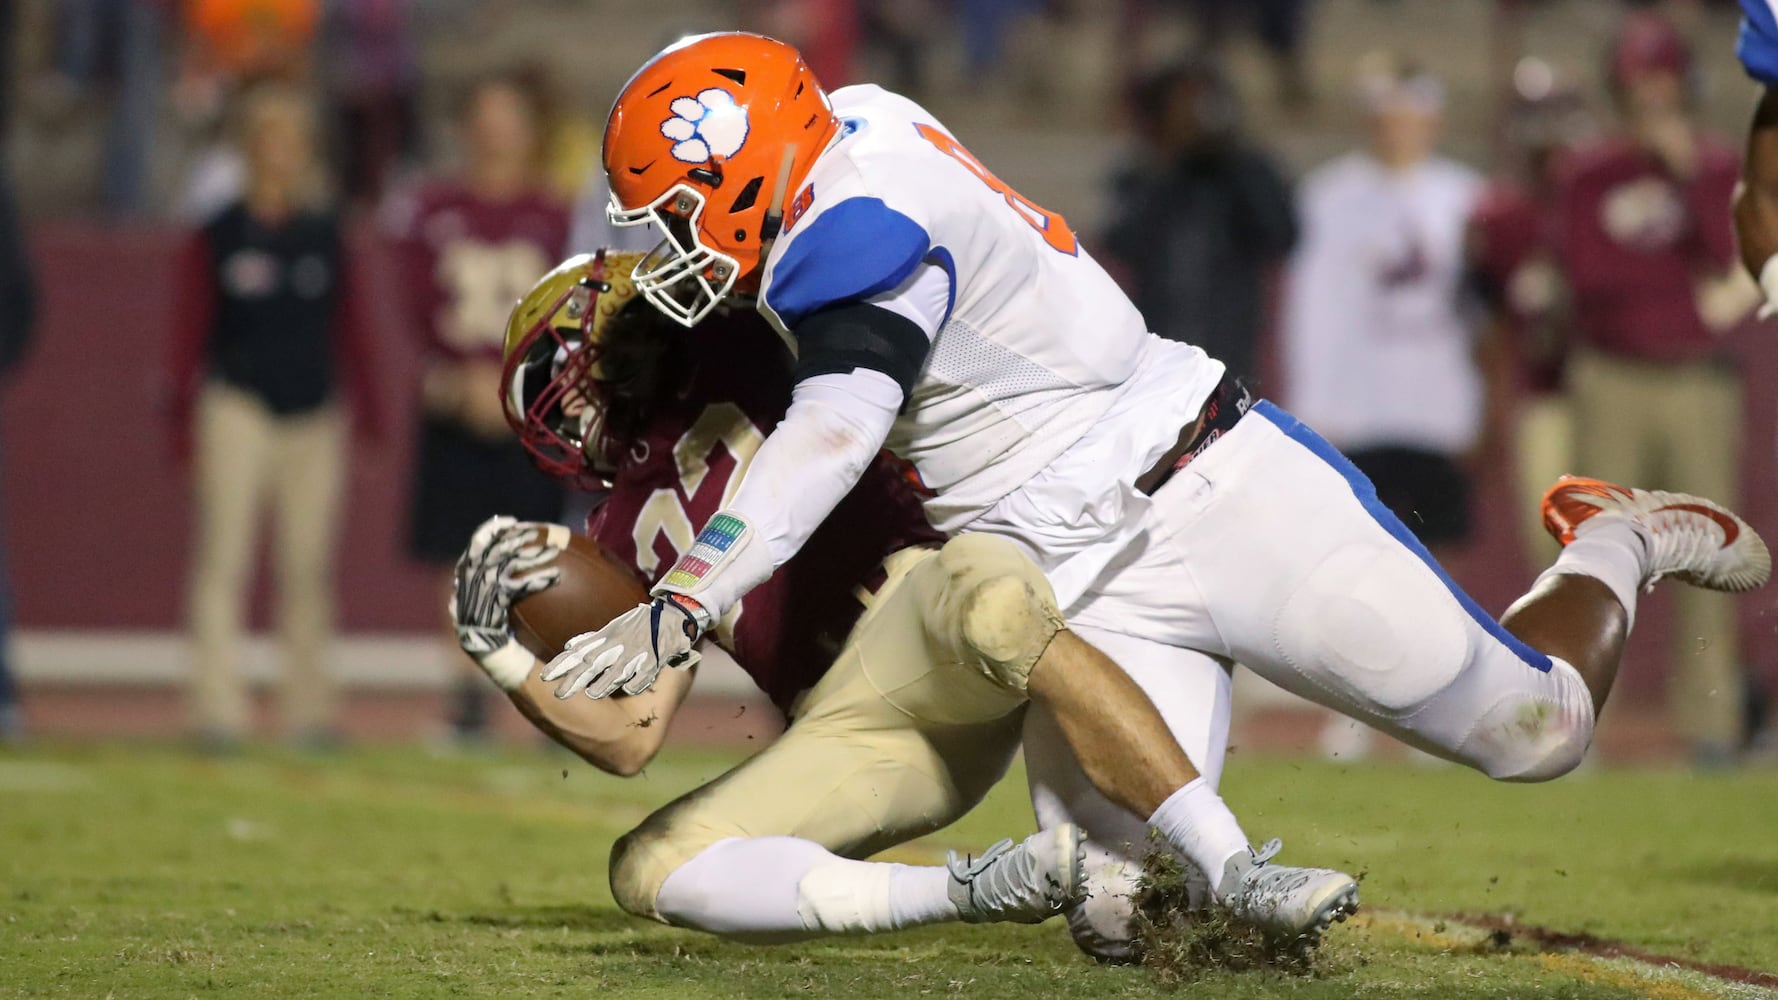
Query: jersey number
631,404,766,645
914,123,1078,256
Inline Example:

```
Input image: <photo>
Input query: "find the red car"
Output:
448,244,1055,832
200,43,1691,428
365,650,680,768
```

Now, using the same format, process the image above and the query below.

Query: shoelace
1249,838,1283,868
948,839,1015,883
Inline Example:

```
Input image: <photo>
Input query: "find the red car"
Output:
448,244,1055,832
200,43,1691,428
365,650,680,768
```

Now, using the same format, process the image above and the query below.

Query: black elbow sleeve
791,301,932,398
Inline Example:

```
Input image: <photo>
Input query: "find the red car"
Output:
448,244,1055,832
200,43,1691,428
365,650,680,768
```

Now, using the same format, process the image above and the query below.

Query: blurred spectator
1284,53,1490,559
383,71,568,743
1132,0,1314,108
0,159,37,744
1467,60,1593,568
1553,11,1756,766
166,84,380,750
1102,55,1295,383
318,0,420,205
49,0,170,216
173,0,323,222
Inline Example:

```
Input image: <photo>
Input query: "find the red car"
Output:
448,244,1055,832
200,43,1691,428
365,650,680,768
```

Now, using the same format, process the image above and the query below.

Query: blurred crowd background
0,0,1774,769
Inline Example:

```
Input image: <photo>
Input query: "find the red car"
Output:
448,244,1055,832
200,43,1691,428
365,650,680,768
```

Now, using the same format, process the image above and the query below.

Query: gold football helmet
500,250,653,487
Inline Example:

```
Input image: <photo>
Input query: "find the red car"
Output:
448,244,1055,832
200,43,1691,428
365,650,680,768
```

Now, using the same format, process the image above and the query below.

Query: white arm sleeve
650,367,902,617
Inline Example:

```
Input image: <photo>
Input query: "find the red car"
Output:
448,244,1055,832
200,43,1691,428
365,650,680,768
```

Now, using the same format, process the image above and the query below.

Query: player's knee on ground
917,534,1064,695
609,817,721,923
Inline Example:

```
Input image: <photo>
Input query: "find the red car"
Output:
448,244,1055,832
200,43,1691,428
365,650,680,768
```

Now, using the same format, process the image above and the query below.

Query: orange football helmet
604,32,839,326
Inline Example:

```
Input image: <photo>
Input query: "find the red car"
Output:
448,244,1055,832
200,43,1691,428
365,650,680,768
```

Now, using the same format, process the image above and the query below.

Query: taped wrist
652,510,773,619
478,641,535,692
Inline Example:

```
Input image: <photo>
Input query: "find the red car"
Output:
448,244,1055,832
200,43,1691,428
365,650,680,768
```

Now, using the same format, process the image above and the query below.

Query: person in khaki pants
1554,12,1757,765
166,84,381,748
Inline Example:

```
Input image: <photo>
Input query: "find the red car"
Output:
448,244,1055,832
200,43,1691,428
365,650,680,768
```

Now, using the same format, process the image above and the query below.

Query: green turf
2,743,1773,998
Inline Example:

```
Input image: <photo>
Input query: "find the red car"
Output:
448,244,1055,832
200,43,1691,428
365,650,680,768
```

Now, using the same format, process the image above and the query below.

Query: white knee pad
1462,657,1596,782
1272,542,1469,714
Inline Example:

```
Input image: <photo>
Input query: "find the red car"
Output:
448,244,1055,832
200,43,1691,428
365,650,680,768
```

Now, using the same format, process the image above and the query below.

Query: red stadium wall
4,223,1776,696
3,222,441,632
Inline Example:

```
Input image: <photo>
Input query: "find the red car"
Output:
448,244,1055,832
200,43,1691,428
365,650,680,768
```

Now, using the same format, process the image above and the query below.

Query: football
510,528,649,661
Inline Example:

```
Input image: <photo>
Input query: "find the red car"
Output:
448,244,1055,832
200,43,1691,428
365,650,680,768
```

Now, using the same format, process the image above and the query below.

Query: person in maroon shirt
383,69,570,741
165,84,382,749
1468,68,1591,567
1553,12,1756,766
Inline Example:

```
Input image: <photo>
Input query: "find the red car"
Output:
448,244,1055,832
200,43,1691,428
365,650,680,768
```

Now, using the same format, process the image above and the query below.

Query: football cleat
1215,840,1358,946
1541,476,1771,592
947,824,1087,924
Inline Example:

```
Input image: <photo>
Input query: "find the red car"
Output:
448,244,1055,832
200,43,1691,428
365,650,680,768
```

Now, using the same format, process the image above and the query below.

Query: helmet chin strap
759,144,799,243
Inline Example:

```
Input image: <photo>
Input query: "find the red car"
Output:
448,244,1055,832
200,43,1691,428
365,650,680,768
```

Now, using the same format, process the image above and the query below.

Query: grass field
3,743,1776,999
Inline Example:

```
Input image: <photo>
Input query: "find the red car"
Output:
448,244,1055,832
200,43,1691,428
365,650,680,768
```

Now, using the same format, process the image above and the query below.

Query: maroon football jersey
586,310,942,714
388,181,570,362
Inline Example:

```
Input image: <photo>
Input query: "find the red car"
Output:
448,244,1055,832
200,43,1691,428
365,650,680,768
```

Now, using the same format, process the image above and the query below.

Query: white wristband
478,641,536,692
1759,254,1778,319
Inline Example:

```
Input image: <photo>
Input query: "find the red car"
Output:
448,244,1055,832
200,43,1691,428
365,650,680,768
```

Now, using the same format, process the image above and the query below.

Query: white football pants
1010,401,1595,958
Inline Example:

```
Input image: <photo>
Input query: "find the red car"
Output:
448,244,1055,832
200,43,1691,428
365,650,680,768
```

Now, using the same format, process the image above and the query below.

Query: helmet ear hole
728,176,764,214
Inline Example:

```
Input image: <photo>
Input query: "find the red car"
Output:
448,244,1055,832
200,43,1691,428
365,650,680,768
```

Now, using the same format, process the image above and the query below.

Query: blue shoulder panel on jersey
1253,401,1555,675
765,197,933,329
1741,0,1778,84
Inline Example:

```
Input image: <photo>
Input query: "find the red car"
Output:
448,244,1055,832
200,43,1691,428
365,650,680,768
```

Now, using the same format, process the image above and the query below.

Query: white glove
540,596,704,700
451,516,565,690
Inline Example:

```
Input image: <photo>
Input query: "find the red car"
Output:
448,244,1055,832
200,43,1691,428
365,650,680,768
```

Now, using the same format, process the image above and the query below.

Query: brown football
510,528,649,661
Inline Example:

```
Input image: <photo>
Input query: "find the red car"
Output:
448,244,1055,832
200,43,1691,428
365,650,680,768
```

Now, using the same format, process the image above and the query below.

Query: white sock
655,836,958,941
1535,521,1648,627
1148,777,1249,890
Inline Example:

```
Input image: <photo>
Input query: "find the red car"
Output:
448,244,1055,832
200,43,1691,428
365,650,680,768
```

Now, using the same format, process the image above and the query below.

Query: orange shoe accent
1539,475,1634,546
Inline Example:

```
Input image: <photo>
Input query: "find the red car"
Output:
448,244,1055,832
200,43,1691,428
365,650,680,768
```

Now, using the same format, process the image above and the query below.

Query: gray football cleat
1215,839,1358,944
948,824,1087,924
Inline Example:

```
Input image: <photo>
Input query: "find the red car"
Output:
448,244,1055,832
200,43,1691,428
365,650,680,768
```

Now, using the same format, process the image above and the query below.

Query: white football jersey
756,85,1223,533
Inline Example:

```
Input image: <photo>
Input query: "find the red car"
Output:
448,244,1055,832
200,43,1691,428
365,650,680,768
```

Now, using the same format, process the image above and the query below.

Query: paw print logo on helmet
605,32,840,327
661,89,749,164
